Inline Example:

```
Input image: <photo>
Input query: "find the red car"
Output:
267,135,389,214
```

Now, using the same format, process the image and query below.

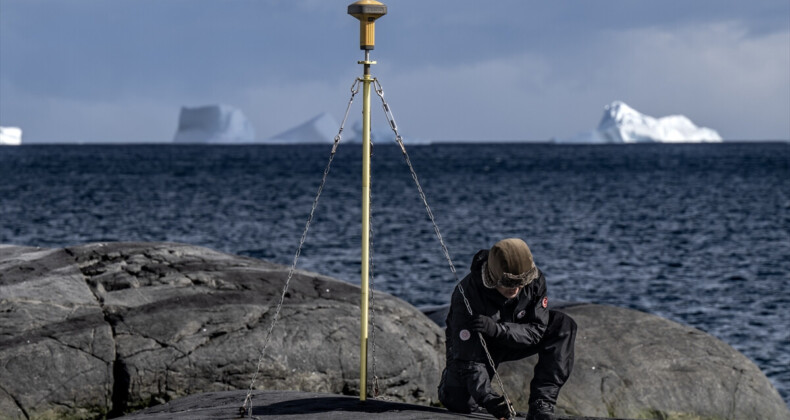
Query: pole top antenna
348,0,387,50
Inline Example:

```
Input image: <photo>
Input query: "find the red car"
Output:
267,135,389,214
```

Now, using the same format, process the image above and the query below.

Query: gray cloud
1,0,787,142
369,20,790,141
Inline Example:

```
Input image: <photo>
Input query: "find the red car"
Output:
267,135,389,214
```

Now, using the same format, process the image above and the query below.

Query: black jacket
444,249,550,404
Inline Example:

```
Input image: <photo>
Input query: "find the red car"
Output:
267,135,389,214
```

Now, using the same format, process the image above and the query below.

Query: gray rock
121,390,478,420
118,389,626,420
0,245,115,419
495,303,790,420
0,242,444,419
423,300,790,418
3,242,787,420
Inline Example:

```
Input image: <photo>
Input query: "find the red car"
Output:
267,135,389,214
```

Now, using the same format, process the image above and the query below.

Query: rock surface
425,302,789,419
548,304,789,419
121,390,479,420
1,242,787,420
119,389,623,420
0,242,444,419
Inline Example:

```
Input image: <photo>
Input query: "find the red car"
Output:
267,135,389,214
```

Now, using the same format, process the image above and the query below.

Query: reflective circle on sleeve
459,329,471,341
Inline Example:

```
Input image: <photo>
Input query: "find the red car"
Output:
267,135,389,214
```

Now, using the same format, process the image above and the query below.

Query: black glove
470,314,500,337
483,395,512,419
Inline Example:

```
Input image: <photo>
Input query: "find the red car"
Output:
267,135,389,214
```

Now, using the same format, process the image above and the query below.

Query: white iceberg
0,126,22,146
558,101,722,144
346,120,394,144
266,113,339,144
173,105,255,144
346,120,431,145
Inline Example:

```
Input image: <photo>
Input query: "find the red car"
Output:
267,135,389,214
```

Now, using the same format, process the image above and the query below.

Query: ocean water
1,143,788,404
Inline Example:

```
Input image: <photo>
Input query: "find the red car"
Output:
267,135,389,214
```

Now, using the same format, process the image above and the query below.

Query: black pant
438,310,577,413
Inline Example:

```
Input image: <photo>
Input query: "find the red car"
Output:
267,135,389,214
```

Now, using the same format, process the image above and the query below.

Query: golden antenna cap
348,0,387,50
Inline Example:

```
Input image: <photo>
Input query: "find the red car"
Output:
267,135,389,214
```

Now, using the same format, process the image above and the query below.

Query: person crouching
438,238,577,420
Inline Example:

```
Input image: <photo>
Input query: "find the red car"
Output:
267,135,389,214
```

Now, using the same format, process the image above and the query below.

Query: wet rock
0,242,444,419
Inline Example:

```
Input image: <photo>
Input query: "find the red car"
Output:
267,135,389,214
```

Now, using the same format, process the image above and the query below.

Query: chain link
240,79,360,417
372,78,517,419
366,138,381,398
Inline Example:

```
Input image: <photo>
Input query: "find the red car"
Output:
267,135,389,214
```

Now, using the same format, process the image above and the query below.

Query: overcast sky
1,0,788,143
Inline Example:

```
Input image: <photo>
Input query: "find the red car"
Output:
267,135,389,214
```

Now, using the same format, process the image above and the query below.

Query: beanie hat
482,238,539,288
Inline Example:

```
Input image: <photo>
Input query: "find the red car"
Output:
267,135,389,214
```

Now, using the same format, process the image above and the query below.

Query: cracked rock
0,245,114,419
0,242,444,419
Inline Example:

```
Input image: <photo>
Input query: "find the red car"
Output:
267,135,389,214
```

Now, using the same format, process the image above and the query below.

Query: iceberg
346,120,431,145
266,114,430,145
346,120,394,144
558,101,722,143
266,113,339,144
0,126,22,146
173,105,255,144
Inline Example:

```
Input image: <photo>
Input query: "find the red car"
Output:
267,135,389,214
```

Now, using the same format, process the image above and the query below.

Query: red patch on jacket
542,297,548,308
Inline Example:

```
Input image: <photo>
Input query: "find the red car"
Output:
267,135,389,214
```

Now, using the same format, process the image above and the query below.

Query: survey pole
359,57,372,403
348,0,386,402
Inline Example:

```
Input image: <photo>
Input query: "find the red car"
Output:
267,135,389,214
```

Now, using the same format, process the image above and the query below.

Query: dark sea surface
1,143,789,404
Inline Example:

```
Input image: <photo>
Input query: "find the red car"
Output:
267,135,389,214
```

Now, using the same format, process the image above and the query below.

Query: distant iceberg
267,113,430,145
558,101,722,144
0,126,22,146
266,113,339,144
346,120,394,144
346,121,430,145
173,105,255,144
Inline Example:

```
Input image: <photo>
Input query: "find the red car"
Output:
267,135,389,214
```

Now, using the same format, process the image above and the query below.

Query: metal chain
365,149,396,403
367,145,383,399
363,130,396,402
240,79,360,417
372,79,517,419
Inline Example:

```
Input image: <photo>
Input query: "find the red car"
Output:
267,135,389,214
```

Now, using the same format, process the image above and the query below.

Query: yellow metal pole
360,65,372,402
348,0,386,402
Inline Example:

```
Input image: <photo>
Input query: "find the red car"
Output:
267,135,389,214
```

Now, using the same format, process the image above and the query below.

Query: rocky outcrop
2,242,788,420
0,242,444,419
503,304,788,419
427,302,789,419
0,245,116,419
